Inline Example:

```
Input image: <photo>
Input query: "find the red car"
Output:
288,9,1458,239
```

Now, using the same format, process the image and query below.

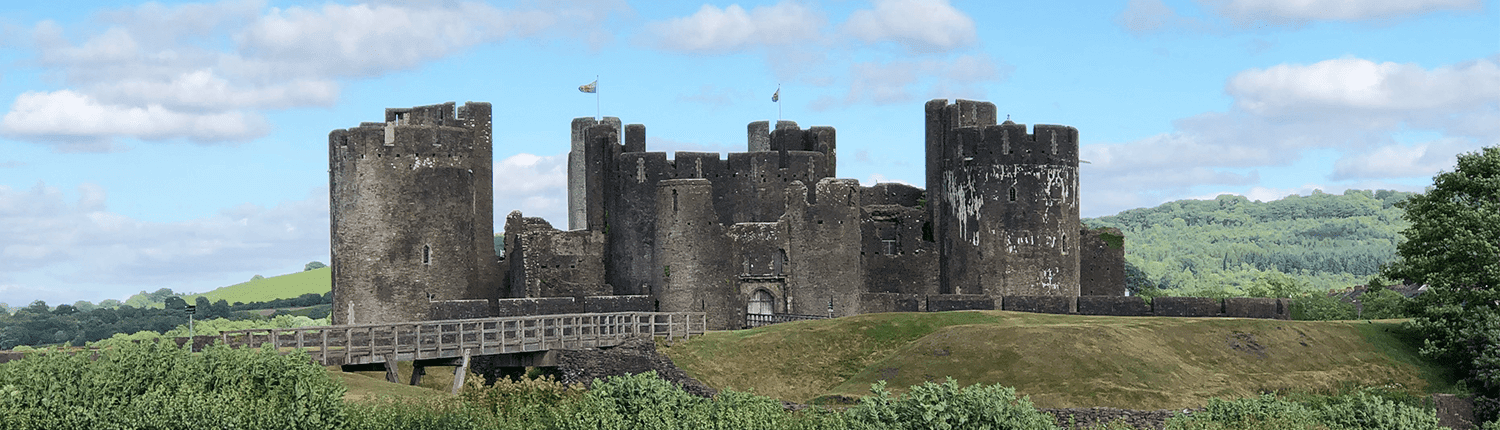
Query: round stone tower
328,102,494,324
926,99,1081,299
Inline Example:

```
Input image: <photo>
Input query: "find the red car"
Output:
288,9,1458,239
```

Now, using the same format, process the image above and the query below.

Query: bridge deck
219,312,707,366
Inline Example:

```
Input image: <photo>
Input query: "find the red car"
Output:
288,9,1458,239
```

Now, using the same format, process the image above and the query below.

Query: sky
0,0,1496,307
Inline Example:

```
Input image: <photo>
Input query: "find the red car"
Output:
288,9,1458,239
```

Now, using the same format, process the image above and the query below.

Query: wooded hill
1085,189,1415,297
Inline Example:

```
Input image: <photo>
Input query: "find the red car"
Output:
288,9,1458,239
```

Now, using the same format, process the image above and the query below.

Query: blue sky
0,0,1496,306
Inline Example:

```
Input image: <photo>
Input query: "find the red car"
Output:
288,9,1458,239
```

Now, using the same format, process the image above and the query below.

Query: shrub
845,378,1058,430
1165,391,1444,430
0,340,345,430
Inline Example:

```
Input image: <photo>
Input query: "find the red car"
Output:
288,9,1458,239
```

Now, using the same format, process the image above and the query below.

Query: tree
72,300,97,312
304,261,327,271
1382,146,1500,422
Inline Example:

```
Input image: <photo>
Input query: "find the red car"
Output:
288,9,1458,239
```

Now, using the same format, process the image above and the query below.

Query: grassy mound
185,267,331,305
659,310,1455,410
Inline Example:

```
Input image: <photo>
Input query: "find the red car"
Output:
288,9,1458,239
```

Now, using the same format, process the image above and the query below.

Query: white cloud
814,54,1006,109
494,153,568,226
8,1,613,148
1201,0,1482,26
236,2,543,77
1331,138,1486,180
1079,55,1498,217
644,1,824,53
1,90,270,145
0,182,328,305
843,0,975,52
1228,57,1500,117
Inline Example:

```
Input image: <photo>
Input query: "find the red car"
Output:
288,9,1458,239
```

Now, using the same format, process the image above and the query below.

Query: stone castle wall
332,99,1132,331
329,102,495,325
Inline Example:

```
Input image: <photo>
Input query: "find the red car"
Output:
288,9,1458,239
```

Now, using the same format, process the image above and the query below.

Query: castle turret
926,99,1081,299
329,102,495,324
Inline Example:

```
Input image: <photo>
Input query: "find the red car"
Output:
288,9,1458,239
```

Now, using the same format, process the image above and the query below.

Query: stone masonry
330,99,1132,329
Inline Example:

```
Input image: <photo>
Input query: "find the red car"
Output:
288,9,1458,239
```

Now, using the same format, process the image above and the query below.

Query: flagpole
777,84,782,121
595,75,600,120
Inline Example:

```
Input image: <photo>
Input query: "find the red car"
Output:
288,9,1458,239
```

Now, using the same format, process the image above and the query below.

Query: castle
329,99,1126,330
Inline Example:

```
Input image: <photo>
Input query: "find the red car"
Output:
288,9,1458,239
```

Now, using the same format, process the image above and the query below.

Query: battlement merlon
384,101,489,127
943,122,1080,167
330,101,490,157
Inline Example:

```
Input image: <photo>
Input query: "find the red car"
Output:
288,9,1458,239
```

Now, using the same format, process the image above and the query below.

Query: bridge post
409,364,426,386
451,348,471,394
383,355,399,383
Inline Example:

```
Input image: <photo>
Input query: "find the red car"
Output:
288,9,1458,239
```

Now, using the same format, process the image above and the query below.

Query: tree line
0,292,332,350
1087,189,1415,297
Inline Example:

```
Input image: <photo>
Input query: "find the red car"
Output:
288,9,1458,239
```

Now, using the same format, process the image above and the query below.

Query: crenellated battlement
333,98,1119,333
331,101,490,162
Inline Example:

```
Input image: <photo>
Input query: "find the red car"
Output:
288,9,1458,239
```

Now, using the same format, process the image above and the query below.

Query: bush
845,378,1058,430
0,340,346,429
1165,391,1444,430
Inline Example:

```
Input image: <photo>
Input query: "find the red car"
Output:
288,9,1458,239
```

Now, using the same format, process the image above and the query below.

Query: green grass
330,363,457,402
659,310,1457,410
184,267,331,305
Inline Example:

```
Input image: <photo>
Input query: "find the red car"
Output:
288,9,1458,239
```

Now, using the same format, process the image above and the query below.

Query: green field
184,267,331,305
659,310,1455,410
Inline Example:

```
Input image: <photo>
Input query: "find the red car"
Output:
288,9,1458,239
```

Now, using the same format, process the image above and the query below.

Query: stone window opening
672,189,679,212
1009,186,1017,202
422,245,432,265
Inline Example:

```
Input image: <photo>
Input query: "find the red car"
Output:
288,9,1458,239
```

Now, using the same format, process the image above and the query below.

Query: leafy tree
98,299,121,308
304,261,327,271
163,296,188,310
1247,271,1307,298
71,300,96,312
251,274,265,281
1381,146,1500,422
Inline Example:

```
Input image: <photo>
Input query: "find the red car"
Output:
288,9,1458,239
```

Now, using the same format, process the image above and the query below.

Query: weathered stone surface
1223,297,1287,319
430,299,491,320
553,337,717,398
859,293,924,314
332,99,1147,333
1153,297,1224,317
329,102,495,325
493,297,580,317
582,295,654,313
1080,227,1126,296
1002,295,1076,314
927,294,996,312
1076,296,1150,316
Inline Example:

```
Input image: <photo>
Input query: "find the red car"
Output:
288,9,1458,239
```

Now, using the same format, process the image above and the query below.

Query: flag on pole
579,80,598,93
771,87,779,102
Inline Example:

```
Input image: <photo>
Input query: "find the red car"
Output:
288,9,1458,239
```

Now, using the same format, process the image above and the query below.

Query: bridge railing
744,313,827,329
219,312,706,366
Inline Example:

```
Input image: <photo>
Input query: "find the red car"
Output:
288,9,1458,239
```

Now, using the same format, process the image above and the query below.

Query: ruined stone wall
725,222,790,327
599,119,834,303
927,99,1081,300
784,179,866,318
569,117,622,231
330,102,491,325
1080,227,1126,296
655,179,738,329
860,203,938,295
503,212,609,299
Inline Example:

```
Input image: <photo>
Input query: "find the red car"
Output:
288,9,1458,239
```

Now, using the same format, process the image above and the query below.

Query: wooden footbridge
218,312,707,392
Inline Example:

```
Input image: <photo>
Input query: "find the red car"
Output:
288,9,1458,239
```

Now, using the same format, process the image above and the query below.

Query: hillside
659,310,1454,410
1085,189,1414,295
183,267,331,305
